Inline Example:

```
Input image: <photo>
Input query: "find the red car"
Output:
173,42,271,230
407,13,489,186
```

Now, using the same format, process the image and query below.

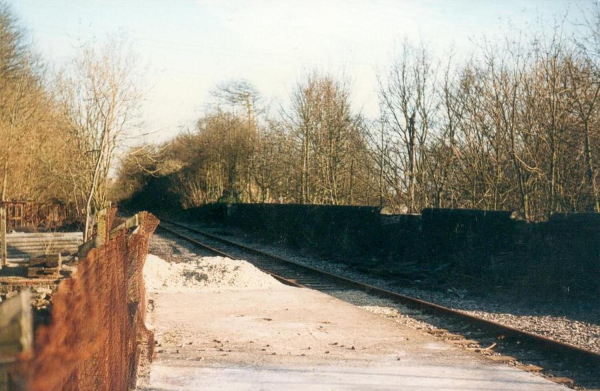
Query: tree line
3,2,599,223
0,5,141,238
120,15,600,221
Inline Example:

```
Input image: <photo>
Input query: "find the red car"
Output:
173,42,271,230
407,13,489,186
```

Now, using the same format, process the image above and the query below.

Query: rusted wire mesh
14,211,158,391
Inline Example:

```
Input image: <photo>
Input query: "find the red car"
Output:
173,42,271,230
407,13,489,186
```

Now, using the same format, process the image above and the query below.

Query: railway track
155,216,600,389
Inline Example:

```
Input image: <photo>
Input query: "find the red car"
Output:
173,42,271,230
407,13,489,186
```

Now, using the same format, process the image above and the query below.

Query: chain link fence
11,211,158,391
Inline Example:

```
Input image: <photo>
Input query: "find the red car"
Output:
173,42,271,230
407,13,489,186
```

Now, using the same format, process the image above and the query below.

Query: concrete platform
138,286,567,390
2,231,83,261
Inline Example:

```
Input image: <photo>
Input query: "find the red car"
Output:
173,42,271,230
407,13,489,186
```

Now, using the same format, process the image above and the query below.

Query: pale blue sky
10,0,588,142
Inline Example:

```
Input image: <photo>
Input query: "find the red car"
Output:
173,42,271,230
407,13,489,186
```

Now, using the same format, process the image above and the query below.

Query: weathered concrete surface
3,231,83,261
138,287,567,391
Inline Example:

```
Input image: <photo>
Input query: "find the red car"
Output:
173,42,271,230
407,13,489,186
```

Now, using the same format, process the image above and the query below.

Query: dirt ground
136,235,567,390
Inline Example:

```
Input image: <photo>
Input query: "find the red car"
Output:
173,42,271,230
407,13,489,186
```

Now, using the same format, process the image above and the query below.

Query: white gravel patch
144,253,281,292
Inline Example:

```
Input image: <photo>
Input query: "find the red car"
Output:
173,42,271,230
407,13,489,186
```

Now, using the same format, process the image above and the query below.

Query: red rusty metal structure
8,210,158,391
0,202,76,231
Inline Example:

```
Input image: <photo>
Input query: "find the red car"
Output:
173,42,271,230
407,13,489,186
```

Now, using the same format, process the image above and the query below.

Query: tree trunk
408,113,416,212
583,122,599,211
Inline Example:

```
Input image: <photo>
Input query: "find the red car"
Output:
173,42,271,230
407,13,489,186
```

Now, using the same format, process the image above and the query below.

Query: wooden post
0,290,32,390
96,208,107,246
0,290,33,360
78,213,140,259
1,204,7,268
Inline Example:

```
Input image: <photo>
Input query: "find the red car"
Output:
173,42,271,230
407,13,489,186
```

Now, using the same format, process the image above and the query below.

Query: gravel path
183,223,600,355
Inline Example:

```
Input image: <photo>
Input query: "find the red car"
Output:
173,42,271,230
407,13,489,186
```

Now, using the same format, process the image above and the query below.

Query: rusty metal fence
10,210,158,391
0,202,77,231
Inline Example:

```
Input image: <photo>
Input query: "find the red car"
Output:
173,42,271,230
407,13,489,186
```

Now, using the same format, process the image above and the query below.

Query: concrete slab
138,286,567,391
3,231,83,261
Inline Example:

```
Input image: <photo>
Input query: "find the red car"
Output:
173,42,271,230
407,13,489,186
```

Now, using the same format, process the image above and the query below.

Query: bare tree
0,5,71,205
378,42,439,212
286,72,367,205
57,37,143,240
565,52,600,211
116,21,600,220
211,80,262,201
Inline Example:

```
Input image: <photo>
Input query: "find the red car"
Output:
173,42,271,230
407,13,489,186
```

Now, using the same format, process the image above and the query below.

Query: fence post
96,208,107,246
1,204,7,268
0,290,33,390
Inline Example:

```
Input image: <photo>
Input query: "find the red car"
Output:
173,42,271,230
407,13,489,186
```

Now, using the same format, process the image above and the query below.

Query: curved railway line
155,216,600,389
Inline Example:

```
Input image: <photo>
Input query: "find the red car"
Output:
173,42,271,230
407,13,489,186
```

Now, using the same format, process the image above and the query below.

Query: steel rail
157,217,600,367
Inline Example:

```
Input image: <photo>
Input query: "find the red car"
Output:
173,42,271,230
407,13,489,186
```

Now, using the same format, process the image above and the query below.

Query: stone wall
185,203,600,297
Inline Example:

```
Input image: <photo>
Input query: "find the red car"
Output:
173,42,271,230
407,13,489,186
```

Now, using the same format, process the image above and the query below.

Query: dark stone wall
225,203,382,258
529,213,600,296
185,203,600,297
